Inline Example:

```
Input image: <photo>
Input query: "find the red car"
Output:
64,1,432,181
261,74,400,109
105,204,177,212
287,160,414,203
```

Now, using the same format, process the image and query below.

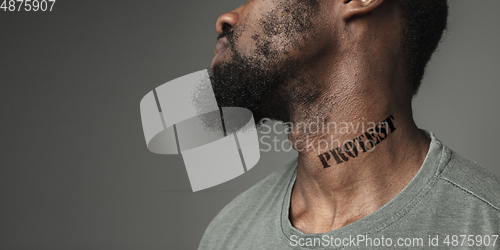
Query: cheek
233,0,321,61
233,23,311,63
233,26,263,57
259,6,319,57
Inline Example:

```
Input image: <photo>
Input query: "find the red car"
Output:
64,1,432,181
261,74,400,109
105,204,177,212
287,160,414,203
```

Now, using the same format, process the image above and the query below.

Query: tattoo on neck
318,115,396,168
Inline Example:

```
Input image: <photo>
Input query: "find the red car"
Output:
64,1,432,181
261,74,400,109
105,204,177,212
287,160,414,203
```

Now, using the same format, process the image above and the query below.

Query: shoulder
438,149,500,212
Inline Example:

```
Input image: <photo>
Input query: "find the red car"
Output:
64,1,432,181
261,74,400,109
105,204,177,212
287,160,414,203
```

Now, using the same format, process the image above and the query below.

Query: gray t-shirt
199,132,500,249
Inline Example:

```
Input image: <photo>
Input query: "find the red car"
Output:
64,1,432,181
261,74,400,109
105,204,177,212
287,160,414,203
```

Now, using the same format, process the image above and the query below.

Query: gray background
0,0,498,249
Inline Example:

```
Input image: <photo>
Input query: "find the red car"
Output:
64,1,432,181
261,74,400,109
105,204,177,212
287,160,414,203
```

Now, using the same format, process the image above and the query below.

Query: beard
209,47,290,124
209,42,326,127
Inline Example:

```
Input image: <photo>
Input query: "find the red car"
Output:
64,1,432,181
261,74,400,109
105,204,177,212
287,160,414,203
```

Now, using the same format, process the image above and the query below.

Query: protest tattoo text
318,115,396,168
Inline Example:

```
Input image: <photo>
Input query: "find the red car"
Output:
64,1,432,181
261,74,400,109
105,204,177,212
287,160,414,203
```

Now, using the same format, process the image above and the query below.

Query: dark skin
212,0,430,234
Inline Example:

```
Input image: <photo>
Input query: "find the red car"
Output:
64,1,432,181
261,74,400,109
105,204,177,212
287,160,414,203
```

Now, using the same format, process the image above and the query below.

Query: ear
342,0,385,20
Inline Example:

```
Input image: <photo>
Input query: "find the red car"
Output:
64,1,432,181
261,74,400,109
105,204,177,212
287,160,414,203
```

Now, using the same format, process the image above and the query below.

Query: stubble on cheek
225,0,320,68
250,0,320,63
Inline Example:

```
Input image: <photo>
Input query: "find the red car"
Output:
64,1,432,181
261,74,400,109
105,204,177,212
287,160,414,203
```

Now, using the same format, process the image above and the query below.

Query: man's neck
286,93,430,234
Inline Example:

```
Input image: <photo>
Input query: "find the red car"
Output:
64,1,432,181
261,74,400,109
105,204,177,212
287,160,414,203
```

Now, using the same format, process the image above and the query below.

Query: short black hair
399,0,448,96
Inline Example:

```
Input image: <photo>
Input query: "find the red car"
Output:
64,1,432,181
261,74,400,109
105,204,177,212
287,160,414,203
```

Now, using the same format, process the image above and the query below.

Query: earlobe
342,0,385,20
